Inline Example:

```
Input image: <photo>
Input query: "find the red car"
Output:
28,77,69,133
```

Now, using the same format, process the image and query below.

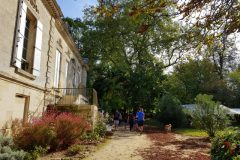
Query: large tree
163,58,225,104
163,58,240,108
63,0,189,112
63,0,240,112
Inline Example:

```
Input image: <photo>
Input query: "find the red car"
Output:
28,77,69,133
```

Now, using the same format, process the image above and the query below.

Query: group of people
113,108,145,134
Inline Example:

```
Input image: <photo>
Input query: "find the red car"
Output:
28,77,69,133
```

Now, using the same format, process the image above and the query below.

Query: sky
56,0,98,18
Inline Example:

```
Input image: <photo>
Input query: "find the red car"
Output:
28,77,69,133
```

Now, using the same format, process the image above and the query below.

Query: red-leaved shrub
14,112,90,151
53,113,90,149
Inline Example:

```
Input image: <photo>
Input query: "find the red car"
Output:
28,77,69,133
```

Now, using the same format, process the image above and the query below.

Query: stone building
0,0,94,129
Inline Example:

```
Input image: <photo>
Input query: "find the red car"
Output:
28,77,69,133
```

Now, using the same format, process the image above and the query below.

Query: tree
192,94,230,137
206,36,239,79
179,0,240,76
180,0,240,36
164,58,222,104
63,0,189,112
63,0,240,114
156,94,186,128
229,69,240,84
63,17,86,49
162,74,187,103
227,69,240,108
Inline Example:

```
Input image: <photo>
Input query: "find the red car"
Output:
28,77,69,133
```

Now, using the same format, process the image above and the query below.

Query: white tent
182,104,240,115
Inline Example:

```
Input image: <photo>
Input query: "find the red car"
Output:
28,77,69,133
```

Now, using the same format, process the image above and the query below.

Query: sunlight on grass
175,128,208,137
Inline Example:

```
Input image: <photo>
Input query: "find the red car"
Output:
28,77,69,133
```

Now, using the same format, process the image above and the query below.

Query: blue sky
56,0,98,18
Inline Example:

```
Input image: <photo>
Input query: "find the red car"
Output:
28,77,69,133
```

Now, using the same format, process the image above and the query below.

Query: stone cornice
42,0,63,18
41,0,85,68
55,19,79,55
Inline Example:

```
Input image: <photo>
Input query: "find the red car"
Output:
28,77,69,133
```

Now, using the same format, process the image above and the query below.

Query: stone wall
0,76,44,128
0,0,89,129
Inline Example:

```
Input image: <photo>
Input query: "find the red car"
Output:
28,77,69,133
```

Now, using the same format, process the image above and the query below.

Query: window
76,66,81,87
63,61,69,95
81,68,87,87
14,1,43,76
53,50,61,87
68,59,76,88
65,61,69,88
21,12,36,72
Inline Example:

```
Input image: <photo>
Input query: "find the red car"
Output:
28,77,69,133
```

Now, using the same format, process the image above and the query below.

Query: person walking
122,112,128,130
119,112,122,126
136,108,145,134
113,110,120,130
128,113,135,131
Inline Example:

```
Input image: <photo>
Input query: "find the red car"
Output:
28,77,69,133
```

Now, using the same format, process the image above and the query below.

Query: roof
42,0,63,18
182,104,240,115
230,108,240,115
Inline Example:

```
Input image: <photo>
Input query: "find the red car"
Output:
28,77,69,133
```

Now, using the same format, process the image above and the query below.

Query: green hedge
211,127,240,160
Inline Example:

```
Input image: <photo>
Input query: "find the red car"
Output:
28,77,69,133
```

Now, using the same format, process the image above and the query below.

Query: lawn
175,128,208,137
145,119,208,137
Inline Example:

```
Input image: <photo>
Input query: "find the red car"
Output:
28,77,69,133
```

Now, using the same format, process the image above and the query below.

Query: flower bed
14,112,90,151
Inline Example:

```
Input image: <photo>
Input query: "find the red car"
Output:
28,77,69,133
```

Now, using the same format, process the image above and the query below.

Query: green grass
175,128,208,137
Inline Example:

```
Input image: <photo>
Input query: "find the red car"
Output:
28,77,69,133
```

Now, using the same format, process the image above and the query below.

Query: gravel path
83,128,152,160
83,126,211,160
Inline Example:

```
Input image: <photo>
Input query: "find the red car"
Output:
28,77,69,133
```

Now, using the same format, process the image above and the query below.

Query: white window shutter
54,50,61,87
65,62,68,88
32,21,43,76
15,1,27,68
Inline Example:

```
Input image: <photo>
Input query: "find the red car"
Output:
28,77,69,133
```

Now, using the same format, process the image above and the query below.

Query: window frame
13,0,43,78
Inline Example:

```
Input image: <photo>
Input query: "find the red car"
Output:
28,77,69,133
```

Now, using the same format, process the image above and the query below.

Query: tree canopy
63,0,240,113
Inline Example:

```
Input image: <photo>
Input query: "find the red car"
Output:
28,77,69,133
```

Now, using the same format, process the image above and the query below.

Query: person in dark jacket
128,113,135,131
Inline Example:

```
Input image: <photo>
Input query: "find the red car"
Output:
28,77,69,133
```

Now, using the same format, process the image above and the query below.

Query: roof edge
42,0,63,18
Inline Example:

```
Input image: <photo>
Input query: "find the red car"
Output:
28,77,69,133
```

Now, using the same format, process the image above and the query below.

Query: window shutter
67,60,73,88
53,50,61,87
65,62,68,88
15,1,27,68
32,21,43,76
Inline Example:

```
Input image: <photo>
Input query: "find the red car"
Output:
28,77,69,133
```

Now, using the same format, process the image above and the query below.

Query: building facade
0,0,88,128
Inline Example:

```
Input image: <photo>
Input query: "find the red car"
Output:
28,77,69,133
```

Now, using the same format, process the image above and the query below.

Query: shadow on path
138,126,211,160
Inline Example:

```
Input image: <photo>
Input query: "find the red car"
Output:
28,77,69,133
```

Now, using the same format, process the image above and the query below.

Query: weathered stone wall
0,0,48,128
0,78,44,128
0,0,88,129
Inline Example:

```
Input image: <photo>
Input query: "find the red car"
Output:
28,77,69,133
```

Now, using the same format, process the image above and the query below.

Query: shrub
83,132,100,141
66,144,84,156
24,146,47,160
82,115,107,141
94,117,107,137
0,134,26,160
211,127,240,160
192,94,230,137
156,95,187,128
11,119,23,136
14,114,56,150
53,113,90,149
14,112,90,151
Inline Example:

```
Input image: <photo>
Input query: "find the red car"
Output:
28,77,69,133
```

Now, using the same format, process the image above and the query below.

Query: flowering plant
14,112,90,151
